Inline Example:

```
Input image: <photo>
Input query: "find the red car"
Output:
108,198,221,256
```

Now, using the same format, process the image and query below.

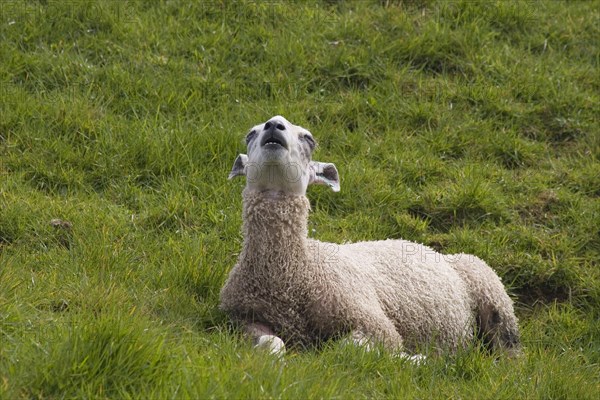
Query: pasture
1,1,598,398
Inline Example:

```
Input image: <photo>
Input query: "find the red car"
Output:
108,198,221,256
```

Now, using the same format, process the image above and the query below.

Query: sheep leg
477,303,521,357
448,255,522,357
344,309,426,363
245,322,286,356
346,329,426,364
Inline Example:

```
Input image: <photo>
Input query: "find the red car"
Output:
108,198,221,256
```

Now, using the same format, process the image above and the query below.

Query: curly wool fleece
219,189,482,352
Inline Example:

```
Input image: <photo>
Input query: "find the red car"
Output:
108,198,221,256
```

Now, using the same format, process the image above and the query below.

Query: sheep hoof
254,335,286,356
347,335,374,352
396,352,427,365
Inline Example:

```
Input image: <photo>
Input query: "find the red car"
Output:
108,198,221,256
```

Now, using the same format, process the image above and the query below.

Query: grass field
1,0,599,398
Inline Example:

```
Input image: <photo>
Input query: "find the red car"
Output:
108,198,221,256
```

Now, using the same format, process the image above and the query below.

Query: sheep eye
303,134,316,150
245,130,257,145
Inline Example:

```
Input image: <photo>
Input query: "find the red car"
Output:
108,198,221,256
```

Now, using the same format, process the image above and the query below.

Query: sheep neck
240,189,310,267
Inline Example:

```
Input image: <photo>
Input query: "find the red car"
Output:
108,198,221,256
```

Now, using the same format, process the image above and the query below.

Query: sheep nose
264,121,286,132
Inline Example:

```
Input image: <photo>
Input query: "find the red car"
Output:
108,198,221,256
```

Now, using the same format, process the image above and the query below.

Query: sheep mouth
261,132,287,150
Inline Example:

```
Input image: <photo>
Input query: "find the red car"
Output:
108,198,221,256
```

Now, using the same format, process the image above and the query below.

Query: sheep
219,115,521,358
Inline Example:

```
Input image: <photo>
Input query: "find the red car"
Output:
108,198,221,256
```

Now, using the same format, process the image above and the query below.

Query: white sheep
219,116,521,358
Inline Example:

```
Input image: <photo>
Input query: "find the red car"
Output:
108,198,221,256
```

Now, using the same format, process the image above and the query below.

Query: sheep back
307,239,475,352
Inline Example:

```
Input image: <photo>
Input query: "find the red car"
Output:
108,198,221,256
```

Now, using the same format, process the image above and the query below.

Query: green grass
1,0,599,398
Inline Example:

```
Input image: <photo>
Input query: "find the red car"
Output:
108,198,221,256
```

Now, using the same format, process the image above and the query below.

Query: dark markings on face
299,132,316,161
246,129,258,145
244,123,316,164
303,133,316,151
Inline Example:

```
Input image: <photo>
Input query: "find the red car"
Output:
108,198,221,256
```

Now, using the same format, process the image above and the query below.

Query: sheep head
228,116,340,195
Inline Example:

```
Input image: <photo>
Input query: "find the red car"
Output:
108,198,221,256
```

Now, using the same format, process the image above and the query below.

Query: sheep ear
228,154,248,179
309,161,340,192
